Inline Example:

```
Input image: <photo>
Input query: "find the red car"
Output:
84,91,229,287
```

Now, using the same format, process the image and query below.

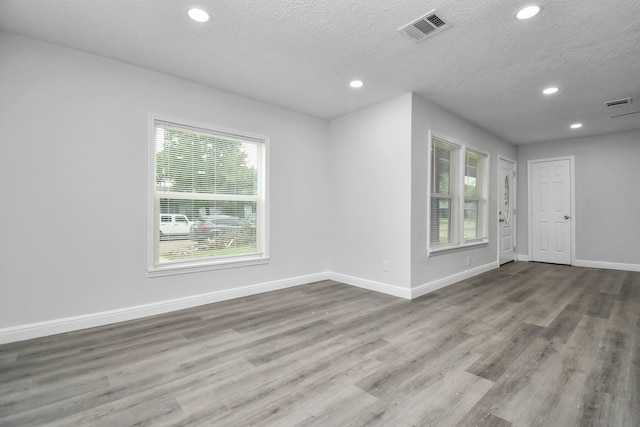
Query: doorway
528,157,574,265
499,157,516,265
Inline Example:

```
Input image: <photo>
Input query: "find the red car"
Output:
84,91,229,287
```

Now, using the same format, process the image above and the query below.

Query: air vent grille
605,97,632,107
399,10,451,43
426,14,446,27
413,19,437,36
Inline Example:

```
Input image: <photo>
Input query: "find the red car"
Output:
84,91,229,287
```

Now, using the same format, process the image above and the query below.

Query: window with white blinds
430,138,459,247
429,134,488,252
464,149,487,242
148,116,268,275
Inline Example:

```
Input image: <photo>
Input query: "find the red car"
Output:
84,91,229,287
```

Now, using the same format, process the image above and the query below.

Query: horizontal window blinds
429,136,488,251
152,120,264,268
430,138,459,246
155,121,259,197
464,149,487,242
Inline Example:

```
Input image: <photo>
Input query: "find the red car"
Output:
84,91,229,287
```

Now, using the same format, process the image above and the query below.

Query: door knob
564,215,570,220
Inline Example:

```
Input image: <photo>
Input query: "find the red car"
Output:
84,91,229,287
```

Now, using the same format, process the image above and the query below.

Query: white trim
512,257,638,271
527,156,575,265
428,130,490,255
428,240,489,255
411,261,498,299
148,255,269,277
147,113,270,275
574,259,640,272
0,272,329,345
4,258,637,345
327,272,412,299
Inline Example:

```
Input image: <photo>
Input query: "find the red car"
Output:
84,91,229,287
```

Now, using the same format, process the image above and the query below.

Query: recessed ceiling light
350,80,364,88
188,8,210,23
543,87,559,95
516,5,541,20
570,123,583,129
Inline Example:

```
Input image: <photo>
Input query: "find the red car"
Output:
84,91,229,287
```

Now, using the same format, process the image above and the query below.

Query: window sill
428,240,488,256
148,254,269,277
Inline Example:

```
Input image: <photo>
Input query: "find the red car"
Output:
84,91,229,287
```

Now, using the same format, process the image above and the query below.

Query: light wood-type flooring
1,262,639,426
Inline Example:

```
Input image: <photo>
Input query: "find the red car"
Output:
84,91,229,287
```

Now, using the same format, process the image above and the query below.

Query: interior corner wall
327,94,413,292
411,94,517,290
516,129,640,267
0,33,330,331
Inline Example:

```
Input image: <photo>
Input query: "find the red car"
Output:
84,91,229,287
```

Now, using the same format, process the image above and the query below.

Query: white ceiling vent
605,98,639,118
399,10,451,43
605,97,632,107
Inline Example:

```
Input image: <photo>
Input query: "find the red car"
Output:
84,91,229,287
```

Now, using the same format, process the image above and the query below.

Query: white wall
13,29,634,342
326,93,518,296
411,94,517,291
0,33,330,332
327,94,413,295
517,130,640,268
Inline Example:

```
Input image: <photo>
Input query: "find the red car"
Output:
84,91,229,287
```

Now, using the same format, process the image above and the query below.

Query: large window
429,134,488,252
148,116,268,275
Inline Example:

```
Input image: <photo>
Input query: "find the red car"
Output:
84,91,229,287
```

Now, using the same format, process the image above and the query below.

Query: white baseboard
574,259,640,272
8,257,634,345
515,255,639,272
0,272,330,345
411,261,499,299
327,272,412,300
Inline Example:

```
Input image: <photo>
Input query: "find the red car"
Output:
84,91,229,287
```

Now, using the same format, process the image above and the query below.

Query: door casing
527,156,576,265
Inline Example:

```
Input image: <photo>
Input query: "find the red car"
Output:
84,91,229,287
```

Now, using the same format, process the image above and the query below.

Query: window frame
430,137,460,249
147,114,269,277
463,149,487,244
428,132,489,255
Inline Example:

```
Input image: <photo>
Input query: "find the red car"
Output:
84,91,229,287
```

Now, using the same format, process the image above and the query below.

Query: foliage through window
148,118,267,274
429,135,488,251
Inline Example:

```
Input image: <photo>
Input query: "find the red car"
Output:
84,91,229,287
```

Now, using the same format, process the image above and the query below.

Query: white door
499,158,516,265
530,158,572,265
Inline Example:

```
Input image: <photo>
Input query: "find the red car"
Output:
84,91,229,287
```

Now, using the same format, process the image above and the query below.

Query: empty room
1,1,639,425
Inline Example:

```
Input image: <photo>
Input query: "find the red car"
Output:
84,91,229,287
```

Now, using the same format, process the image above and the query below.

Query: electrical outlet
383,260,390,272
466,256,471,266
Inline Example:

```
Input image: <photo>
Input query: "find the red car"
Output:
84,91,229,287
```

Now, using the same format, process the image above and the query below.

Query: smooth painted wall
0,33,330,328
517,130,640,266
7,30,636,336
411,94,517,287
328,94,413,289
326,92,518,291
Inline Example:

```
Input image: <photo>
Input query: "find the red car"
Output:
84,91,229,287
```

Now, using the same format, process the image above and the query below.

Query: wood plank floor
1,262,639,426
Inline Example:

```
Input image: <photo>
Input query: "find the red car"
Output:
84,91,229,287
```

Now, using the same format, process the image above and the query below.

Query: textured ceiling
1,0,639,144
